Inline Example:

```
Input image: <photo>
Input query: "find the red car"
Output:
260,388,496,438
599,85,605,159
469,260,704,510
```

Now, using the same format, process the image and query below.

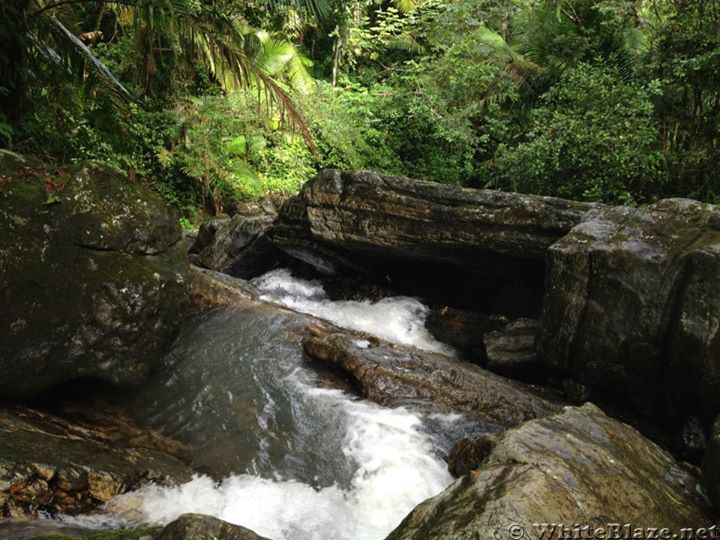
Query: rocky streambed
0,154,718,538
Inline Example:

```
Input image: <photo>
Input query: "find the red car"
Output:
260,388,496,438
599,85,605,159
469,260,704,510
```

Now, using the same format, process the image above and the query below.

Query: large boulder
302,328,561,433
272,169,596,312
0,404,192,518
536,199,720,430
0,158,189,399
387,404,712,540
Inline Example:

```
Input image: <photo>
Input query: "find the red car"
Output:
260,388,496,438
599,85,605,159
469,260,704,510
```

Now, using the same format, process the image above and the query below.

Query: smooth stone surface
158,514,269,540
187,265,260,310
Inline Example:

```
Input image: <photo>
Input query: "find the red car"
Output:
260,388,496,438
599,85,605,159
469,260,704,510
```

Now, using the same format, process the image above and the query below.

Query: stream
39,270,457,539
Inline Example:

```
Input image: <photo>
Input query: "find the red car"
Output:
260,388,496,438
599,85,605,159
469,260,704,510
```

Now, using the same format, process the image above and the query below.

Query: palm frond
255,31,314,93
395,0,417,14
112,0,316,151
33,14,131,104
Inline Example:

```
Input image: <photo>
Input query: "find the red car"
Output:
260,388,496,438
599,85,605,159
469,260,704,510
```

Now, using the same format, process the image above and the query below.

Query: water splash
252,269,452,354
110,382,452,540
53,268,457,539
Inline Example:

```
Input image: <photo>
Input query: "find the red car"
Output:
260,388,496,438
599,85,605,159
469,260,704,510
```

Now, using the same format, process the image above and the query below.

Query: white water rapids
51,270,456,540
252,268,454,354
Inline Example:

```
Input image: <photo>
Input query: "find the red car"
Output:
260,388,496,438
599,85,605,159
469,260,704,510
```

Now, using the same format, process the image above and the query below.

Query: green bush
490,63,666,204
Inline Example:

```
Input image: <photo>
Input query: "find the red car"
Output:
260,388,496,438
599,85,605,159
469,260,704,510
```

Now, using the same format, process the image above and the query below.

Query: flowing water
28,270,457,539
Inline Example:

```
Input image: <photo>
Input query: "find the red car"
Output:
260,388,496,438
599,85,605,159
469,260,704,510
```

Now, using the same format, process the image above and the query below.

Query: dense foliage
2,0,719,222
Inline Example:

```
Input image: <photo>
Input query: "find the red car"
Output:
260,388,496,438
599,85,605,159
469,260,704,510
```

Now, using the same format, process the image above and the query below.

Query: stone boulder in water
272,169,596,313
302,328,561,433
387,403,712,540
424,307,508,362
0,154,189,399
483,318,540,380
536,199,720,431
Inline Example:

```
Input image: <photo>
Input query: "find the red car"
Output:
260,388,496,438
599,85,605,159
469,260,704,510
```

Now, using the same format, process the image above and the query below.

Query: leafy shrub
490,63,666,204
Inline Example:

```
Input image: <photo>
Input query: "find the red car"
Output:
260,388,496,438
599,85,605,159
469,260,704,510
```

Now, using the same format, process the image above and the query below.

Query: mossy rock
0,158,189,399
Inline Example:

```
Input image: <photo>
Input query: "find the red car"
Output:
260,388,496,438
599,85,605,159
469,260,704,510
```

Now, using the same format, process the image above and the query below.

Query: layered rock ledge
0,405,192,518
272,169,596,312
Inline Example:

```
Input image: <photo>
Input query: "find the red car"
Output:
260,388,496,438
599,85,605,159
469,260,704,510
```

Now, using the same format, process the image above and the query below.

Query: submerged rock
0,159,189,399
387,404,712,540
189,213,281,279
0,405,192,518
158,514,269,540
537,199,720,428
0,513,265,539
272,169,595,312
302,329,561,433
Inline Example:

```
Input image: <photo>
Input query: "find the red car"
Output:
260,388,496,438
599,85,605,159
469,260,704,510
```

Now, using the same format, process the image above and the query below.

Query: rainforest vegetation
1,0,719,222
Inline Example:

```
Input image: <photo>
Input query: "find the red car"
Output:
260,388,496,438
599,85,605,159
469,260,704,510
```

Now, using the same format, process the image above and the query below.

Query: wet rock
188,265,260,310
0,160,189,399
447,434,498,477
190,213,281,279
0,405,192,518
425,307,507,362
158,514,269,540
537,199,720,427
388,404,712,540
224,197,278,218
483,318,540,379
272,169,595,311
302,329,561,432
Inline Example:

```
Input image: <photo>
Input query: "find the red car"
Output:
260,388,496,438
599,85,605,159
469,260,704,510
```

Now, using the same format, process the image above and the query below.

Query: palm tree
0,0,323,150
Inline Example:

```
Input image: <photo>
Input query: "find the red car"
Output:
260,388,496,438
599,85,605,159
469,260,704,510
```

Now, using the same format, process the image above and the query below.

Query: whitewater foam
71,268,458,539
252,269,452,354
109,382,453,540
